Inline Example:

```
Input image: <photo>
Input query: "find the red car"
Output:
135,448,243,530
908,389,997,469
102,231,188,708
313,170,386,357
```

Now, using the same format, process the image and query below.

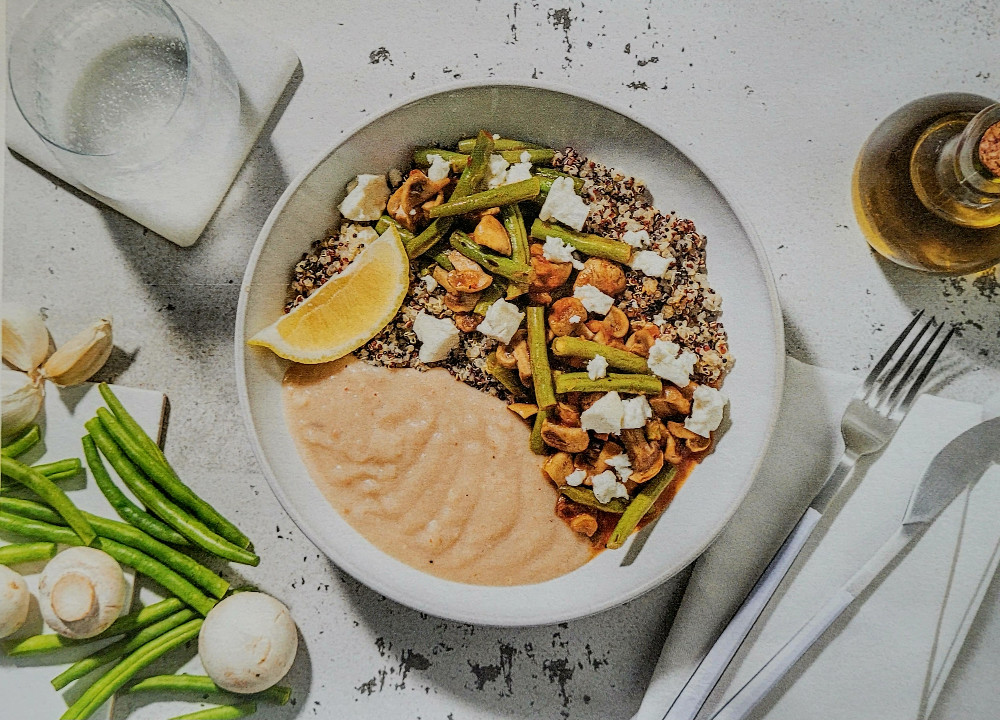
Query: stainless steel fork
661,311,956,720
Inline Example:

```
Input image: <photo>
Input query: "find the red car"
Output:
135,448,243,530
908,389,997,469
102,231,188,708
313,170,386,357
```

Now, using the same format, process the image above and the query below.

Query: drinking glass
8,0,240,200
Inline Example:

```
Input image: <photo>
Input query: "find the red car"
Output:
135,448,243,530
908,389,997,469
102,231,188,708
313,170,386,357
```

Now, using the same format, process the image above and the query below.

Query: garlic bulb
2,304,51,374
39,317,113,387
2,368,44,439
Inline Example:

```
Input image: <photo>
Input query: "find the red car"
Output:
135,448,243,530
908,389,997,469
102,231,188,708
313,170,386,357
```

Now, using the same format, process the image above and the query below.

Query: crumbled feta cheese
580,391,624,434
592,470,629,504
629,250,673,278
476,298,525,345
621,229,650,248
504,160,533,185
421,274,439,292
587,355,609,380
426,153,451,182
685,385,728,437
622,396,653,429
565,469,587,487
388,168,403,186
574,284,615,315
538,176,590,231
542,236,585,269
604,453,632,482
338,174,390,222
412,312,460,363
569,315,581,324
492,133,501,140
647,339,699,387
485,154,510,188
519,150,532,162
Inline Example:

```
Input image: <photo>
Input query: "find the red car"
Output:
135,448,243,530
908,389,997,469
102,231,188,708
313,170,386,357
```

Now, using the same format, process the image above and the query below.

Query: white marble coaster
5,0,299,247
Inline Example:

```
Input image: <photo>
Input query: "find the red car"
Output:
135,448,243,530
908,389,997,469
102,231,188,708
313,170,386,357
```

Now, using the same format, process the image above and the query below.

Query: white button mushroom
38,547,127,639
0,564,31,638
199,592,298,694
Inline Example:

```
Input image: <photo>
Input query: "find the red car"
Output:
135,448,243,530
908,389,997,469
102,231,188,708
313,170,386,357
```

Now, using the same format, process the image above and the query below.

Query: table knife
710,416,1000,720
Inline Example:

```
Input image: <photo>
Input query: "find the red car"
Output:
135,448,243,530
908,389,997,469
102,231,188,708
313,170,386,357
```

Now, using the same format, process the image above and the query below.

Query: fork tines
860,311,956,419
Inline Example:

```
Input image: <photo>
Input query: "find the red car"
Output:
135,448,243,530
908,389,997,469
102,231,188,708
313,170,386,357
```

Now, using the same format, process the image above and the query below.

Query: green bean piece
95,406,250,550
484,352,527,400
456,137,545,154
33,457,82,478
374,215,416,244
0,541,56,565
0,456,95,545
449,232,532,285
500,204,530,266
60,618,204,720
129,674,292,705
473,281,507,316
526,307,557,409
51,608,197,690
406,217,454,258
554,372,662,395
430,249,454,270
83,435,189,546
412,147,468,171
451,130,494,198
427,178,540,219
606,464,678,550
86,419,258,566
558,486,628,514
1,497,228,599
551,336,650,374
0,512,217,616
170,703,258,720
529,408,548,455
1,424,40,458
3,598,184,656
533,166,584,192
529,219,633,264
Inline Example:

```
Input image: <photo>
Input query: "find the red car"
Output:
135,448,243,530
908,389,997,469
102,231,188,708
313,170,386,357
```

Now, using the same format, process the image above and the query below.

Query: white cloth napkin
634,357,1000,720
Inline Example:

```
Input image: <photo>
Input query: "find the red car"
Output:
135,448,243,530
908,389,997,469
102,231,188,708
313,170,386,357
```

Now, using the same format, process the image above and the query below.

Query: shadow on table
333,562,690,720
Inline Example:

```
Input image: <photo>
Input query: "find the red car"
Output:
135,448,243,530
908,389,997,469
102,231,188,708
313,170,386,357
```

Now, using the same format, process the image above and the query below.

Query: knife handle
662,507,822,720
709,588,855,720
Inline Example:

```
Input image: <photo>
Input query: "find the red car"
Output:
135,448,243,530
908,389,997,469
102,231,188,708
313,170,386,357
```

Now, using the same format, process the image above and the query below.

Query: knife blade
710,416,1000,720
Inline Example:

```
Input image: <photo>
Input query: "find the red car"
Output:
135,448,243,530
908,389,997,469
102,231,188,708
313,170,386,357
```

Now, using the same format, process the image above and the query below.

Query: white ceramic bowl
236,82,784,626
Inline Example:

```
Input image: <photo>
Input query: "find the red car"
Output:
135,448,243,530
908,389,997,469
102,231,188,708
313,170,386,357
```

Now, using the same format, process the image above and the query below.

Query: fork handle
661,507,822,720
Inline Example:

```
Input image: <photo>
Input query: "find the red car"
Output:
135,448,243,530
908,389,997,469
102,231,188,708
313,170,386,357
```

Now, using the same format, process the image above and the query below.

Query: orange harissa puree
283,357,593,585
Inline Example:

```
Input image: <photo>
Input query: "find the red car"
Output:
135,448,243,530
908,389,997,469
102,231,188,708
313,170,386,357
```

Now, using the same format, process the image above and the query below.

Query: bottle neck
938,104,1000,203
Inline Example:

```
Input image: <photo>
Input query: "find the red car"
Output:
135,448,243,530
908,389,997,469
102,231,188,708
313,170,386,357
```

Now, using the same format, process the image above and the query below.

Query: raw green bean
375,215,416,244
170,704,257,720
533,166,584,192
60,618,204,720
559,486,628,514
3,598,185,656
606,464,678,550
529,408,548,455
500,203,530,267
0,541,56,565
457,137,545,153
0,456,95,545
97,383,164,462
0,512,217,616
129,674,292,705
449,232,532,285
86,419,258,566
473,281,507,316
554,372,663,396
551,336,650,374
51,608,196,690
484,352,527,399
83,435,189,546
427,178,540,218
1,497,228,599
95,407,250,549
1,424,40,458
527,307,557,410
530,219,633,264
33,458,82,478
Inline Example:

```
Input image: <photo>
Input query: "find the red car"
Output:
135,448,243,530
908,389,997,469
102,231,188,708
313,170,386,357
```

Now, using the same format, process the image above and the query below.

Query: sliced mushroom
667,420,701,440
554,401,581,427
448,267,493,293
620,428,664,483
540,419,590,453
574,257,627,296
386,170,450,231
604,306,630,338
507,402,539,419
649,386,691,417
663,433,684,465
687,434,712,453
512,337,533,384
625,327,657,357
542,451,575,484
569,514,599,537
432,266,458,294
444,292,480,313
453,313,482,333
495,341,519,369
529,244,573,292
472,215,512,255
548,297,588,337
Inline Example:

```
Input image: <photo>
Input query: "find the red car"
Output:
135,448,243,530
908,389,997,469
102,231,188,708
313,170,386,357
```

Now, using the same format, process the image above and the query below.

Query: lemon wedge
248,227,409,363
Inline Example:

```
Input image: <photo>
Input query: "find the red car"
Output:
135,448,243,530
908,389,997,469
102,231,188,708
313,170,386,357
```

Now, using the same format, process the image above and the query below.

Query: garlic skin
2,368,44,439
2,305,51,374
39,317,113,387
0,565,31,638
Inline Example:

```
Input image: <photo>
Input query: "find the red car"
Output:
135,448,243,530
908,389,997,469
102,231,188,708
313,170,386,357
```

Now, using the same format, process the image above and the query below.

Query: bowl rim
234,79,786,626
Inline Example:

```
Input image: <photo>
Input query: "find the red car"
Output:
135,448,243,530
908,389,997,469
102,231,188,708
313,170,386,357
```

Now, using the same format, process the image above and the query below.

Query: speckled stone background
4,1,999,718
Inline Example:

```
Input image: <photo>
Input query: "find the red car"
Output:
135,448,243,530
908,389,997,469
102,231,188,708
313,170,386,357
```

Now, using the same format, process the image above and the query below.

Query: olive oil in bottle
852,93,1000,275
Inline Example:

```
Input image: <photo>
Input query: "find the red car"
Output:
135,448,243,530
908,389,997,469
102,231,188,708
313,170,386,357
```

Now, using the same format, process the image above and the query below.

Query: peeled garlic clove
40,317,114,387
2,367,44,439
2,304,51,373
